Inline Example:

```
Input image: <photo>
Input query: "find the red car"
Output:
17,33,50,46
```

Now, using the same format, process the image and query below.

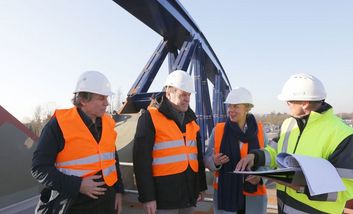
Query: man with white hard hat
133,70,207,214
236,73,353,213
32,71,124,214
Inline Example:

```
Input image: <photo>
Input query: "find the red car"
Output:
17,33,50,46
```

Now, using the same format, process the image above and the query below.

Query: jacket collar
156,95,197,125
294,102,332,132
76,107,102,131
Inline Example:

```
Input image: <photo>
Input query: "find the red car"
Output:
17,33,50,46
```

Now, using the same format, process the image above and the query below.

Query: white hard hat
224,87,254,107
277,73,326,101
164,70,195,93
74,71,114,96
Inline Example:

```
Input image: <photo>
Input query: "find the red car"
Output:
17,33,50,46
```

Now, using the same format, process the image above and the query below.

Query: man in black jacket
32,71,124,214
133,70,207,214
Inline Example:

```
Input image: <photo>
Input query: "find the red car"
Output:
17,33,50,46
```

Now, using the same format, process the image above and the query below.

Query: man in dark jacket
133,70,207,214
31,71,124,214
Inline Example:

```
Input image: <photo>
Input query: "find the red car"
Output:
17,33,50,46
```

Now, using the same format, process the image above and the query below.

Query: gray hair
72,92,93,107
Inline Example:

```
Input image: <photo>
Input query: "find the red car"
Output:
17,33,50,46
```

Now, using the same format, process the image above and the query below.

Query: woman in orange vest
204,87,268,214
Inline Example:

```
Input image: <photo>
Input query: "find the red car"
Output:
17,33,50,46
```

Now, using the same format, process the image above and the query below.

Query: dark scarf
217,114,260,212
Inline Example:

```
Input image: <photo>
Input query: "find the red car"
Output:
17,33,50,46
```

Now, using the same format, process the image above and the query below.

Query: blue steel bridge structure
113,0,232,149
0,0,232,213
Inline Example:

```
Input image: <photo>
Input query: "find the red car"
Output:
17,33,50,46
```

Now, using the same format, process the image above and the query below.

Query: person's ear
80,99,88,107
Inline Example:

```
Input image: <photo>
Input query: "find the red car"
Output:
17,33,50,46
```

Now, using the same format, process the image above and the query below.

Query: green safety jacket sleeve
251,127,278,168
327,134,353,200
251,142,278,169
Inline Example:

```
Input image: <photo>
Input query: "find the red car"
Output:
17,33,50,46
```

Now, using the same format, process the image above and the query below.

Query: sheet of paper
284,153,346,196
277,153,300,168
234,152,346,196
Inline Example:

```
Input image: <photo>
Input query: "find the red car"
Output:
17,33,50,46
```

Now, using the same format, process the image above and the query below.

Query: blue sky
1,0,352,121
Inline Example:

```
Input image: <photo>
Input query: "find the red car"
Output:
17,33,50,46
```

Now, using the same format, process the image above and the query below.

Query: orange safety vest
55,107,118,186
213,122,267,196
149,107,200,177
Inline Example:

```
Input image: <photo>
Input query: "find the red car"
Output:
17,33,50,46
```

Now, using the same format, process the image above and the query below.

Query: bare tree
41,102,56,124
30,105,43,136
25,103,56,136
108,88,124,115
255,112,289,126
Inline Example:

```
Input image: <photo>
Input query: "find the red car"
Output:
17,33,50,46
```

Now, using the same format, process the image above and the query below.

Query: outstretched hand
245,175,261,185
214,153,230,166
235,154,255,171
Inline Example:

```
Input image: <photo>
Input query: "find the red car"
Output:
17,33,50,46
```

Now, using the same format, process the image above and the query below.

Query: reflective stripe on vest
56,152,115,167
213,122,267,196
268,140,278,151
278,198,311,214
149,107,200,177
281,118,296,152
337,168,353,179
56,152,116,177
55,107,118,186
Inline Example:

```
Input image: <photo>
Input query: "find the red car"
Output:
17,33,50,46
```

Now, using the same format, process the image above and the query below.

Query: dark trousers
68,185,116,214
